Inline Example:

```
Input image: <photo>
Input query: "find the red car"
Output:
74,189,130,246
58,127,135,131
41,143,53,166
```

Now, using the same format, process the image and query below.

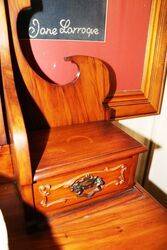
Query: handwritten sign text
29,18,100,40
20,0,107,41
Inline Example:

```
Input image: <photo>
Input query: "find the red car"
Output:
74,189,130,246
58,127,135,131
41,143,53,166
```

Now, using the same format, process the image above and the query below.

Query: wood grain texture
141,0,167,110
0,0,113,207
0,96,7,145
29,121,146,181
107,0,167,119
29,121,146,214
1,0,149,216
8,1,111,128
7,0,167,121
0,182,167,250
34,156,138,213
0,145,13,182
0,0,34,206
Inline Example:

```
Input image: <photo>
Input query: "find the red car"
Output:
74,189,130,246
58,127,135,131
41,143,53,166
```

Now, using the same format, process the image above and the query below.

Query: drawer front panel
34,156,138,213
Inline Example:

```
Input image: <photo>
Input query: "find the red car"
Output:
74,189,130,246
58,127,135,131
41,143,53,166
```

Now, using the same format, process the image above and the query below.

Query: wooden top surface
28,121,146,181
0,183,166,250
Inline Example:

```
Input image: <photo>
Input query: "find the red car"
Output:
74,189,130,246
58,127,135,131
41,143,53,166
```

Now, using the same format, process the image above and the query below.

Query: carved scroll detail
115,164,127,185
39,184,51,207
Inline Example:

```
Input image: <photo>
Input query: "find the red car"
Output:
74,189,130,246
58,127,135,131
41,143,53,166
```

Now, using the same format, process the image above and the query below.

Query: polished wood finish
141,0,167,111
5,0,167,121
0,145,13,182
0,70,13,181
7,0,111,128
0,0,113,208
30,121,146,214
0,182,167,250
0,86,13,180
0,95,7,145
0,0,149,218
0,0,33,206
109,0,167,119
29,121,146,181
34,156,139,213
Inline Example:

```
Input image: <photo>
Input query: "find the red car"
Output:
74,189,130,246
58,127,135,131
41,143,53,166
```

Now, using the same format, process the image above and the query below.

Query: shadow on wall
114,121,167,207
143,141,167,208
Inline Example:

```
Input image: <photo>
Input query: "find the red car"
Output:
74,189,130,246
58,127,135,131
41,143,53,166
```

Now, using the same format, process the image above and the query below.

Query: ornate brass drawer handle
70,174,105,198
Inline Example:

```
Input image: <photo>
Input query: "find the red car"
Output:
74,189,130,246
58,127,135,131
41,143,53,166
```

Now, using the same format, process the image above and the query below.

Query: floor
0,183,167,250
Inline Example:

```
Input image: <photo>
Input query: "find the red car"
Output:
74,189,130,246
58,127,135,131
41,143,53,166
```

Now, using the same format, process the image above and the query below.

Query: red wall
27,0,152,90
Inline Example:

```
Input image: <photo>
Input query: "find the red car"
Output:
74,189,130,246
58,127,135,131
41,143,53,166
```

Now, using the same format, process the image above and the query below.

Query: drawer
34,155,138,213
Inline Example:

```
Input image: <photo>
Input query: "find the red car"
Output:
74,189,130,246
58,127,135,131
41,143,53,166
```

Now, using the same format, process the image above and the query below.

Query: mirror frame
107,0,166,120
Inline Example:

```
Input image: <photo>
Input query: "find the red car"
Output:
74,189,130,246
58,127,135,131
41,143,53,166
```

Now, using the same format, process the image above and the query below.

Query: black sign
19,0,107,41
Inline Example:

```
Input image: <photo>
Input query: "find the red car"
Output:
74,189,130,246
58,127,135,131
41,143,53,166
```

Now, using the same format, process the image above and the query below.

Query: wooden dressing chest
31,121,146,214
0,0,148,223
